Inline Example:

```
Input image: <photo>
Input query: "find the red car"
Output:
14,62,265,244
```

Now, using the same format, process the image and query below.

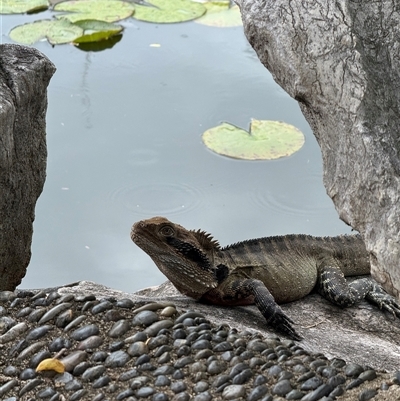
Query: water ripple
126,149,159,167
249,174,332,216
110,182,204,216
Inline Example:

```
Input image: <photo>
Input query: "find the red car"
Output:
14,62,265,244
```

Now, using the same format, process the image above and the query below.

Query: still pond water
1,11,351,292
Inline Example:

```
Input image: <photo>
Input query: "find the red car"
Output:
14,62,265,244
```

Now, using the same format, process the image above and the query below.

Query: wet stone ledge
0,289,399,401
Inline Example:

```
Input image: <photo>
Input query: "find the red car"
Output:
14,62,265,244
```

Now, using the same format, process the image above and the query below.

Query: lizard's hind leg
317,265,371,307
318,263,400,317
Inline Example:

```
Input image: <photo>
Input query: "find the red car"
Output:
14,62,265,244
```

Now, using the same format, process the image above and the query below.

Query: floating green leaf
9,18,123,45
73,20,123,43
75,34,122,52
54,0,134,23
133,0,206,23
0,0,48,14
195,2,242,27
9,19,83,45
202,120,305,160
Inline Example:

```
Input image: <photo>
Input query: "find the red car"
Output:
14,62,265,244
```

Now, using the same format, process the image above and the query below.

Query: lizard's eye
159,225,174,237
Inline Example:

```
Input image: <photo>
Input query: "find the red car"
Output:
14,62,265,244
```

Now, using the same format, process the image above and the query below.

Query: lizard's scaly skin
131,217,400,340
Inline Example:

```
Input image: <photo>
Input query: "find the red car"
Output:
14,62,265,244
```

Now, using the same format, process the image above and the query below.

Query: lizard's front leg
201,278,301,340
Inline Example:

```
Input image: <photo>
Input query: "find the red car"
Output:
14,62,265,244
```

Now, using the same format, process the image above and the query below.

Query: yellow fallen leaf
36,358,65,373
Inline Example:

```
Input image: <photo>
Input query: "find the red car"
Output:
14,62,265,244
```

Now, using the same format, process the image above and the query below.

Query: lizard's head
131,216,220,299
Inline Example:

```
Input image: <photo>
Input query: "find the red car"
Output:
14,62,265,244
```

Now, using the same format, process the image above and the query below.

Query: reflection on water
0,15,352,292
81,53,93,130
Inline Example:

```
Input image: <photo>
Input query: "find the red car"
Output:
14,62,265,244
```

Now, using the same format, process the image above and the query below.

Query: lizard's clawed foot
367,284,400,318
268,310,302,341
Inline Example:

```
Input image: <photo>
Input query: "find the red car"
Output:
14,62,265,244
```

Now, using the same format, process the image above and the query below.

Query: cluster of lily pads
2,0,305,160
2,0,242,46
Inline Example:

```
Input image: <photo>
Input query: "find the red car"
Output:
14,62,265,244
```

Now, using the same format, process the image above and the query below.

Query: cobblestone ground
0,289,398,401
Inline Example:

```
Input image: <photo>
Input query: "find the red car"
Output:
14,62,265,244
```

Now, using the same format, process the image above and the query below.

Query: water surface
1,13,351,292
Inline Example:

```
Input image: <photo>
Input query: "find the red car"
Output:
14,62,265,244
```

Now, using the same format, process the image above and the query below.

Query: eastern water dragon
131,216,400,340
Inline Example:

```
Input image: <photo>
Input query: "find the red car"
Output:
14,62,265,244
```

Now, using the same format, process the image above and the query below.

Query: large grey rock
0,44,56,290
57,280,400,372
235,1,400,297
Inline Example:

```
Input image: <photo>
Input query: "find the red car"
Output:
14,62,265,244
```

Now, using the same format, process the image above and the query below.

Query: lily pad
0,0,48,14
202,120,305,160
73,20,123,43
54,0,135,23
195,2,242,27
9,19,83,45
133,0,206,23
9,18,123,45
75,34,122,51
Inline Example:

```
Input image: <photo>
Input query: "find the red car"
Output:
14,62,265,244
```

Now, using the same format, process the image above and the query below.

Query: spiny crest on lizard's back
190,229,221,251
221,233,360,252
221,233,313,251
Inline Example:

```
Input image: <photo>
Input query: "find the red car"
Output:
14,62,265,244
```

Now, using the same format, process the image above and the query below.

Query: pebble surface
0,289,398,401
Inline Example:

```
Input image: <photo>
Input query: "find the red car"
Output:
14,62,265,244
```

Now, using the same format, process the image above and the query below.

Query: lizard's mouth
130,221,144,242
130,228,141,245
130,222,160,252
130,230,142,245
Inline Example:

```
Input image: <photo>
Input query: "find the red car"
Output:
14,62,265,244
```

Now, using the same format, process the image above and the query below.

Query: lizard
131,216,400,340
